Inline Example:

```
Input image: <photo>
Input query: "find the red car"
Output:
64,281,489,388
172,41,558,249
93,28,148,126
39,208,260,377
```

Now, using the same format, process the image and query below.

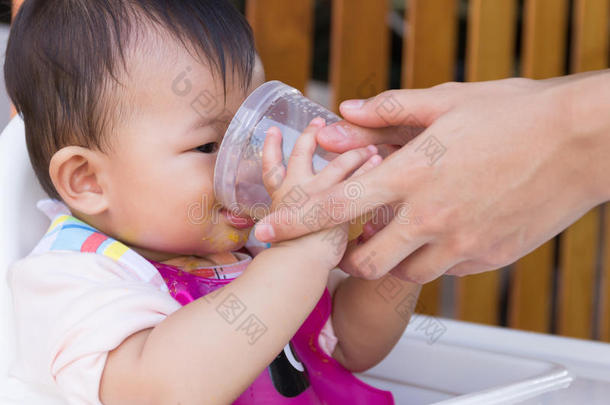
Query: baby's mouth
219,208,255,229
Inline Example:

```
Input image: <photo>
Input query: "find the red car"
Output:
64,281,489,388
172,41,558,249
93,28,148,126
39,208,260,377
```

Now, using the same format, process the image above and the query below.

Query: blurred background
235,0,610,345
2,0,610,343
229,0,610,344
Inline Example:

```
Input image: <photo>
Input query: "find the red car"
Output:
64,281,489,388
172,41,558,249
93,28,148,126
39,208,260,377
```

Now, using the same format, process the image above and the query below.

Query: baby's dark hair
4,0,255,199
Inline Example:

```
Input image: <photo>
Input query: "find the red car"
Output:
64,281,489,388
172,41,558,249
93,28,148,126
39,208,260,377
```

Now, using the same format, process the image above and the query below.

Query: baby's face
100,45,265,261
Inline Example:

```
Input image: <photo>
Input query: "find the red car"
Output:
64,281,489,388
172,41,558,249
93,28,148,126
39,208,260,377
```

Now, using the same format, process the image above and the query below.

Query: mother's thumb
339,88,454,128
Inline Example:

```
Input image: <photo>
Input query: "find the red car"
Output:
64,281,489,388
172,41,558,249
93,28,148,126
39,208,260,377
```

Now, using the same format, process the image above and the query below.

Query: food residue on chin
227,230,241,243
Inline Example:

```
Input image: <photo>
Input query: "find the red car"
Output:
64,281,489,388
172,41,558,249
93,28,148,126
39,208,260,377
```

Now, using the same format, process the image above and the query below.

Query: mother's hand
254,72,610,283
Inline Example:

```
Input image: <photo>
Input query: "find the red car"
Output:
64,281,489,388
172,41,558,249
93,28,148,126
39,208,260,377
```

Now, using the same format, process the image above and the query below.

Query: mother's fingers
338,87,463,129
445,261,495,277
387,244,462,284
338,218,430,280
317,121,423,153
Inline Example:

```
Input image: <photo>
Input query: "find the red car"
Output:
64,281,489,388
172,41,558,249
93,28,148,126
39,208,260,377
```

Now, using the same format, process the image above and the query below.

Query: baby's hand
260,117,382,268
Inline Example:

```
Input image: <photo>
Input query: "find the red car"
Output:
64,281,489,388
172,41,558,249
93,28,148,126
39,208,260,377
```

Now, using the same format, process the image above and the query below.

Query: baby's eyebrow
186,114,216,134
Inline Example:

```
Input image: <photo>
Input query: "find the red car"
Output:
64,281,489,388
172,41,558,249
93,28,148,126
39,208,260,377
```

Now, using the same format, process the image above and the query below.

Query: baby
4,1,421,404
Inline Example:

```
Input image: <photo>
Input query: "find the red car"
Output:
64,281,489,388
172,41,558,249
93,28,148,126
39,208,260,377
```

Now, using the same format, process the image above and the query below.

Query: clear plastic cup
214,80,341,219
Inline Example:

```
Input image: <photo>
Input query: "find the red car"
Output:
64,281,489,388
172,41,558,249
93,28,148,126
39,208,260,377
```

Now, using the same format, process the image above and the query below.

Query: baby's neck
129,245,239,266
160,251,242,275
198,251,240,266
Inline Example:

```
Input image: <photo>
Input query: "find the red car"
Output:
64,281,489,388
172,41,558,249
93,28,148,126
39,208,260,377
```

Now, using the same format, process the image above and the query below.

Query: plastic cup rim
213,80,300,211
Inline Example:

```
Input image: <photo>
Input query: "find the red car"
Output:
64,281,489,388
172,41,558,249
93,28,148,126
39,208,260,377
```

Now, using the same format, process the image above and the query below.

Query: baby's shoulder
7,250,154,287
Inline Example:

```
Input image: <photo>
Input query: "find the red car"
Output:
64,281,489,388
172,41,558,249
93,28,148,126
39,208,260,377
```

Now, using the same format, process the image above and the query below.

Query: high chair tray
358,315,610,404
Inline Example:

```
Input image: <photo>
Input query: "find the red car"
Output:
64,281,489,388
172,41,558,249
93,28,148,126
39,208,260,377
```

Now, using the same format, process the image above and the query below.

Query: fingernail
335,124,350,137
366,145,378,154
318,126,348,145
369,154,382,166
310,117,326,127
341,99,365,110
255,223,275,241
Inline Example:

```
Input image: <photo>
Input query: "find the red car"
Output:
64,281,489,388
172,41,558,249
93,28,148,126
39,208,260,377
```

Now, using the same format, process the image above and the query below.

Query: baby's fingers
350,150,383,178
262,126,286,194
315,145,380,189
285,117,326,179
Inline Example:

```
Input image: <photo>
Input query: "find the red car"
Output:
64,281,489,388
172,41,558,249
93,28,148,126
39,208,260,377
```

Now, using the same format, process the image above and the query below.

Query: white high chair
0,115,68,404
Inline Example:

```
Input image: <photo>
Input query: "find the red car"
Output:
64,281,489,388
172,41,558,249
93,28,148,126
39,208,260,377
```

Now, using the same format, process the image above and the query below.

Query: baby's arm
99,120,380,405
100,245,329,405
330,273,421,372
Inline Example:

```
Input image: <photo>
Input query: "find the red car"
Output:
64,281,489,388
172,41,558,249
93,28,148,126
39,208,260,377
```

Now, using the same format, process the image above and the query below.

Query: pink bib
151,260,394,404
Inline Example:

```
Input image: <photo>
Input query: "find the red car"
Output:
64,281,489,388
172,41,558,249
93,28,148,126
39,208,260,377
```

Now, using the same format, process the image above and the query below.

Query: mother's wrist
551,70,610,204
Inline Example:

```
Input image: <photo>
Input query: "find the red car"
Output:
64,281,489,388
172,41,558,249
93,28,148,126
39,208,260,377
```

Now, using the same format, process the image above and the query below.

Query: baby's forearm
330,274,421,372
133,246,329,405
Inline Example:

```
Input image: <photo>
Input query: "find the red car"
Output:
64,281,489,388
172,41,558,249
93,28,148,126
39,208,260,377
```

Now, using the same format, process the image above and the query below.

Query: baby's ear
49,146,109,215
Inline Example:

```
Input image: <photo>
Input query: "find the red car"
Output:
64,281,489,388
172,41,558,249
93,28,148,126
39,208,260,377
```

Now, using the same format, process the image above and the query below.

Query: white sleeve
6,251,181,405
318,268,349,357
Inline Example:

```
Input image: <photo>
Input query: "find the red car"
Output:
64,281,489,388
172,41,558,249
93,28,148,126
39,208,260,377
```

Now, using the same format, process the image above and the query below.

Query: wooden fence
11,0,610,341
247,0,610,342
